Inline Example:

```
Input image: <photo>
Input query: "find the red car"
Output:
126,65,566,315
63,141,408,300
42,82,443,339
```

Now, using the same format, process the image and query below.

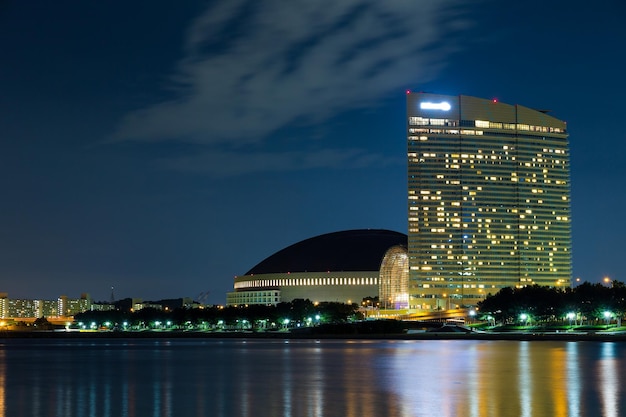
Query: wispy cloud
158,148,402,177
111,0,468,175
112,0,467,145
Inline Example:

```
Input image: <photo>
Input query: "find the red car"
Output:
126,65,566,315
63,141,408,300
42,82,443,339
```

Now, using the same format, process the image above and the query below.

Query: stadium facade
227,230,407,306
407,93,571,310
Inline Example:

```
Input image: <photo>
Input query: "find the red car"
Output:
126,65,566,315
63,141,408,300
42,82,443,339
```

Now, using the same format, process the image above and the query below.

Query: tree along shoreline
477,281,626,327
1,328,626,342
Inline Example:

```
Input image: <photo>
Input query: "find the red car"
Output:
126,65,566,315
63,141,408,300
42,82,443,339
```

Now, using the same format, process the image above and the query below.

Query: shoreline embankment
2,330,626,342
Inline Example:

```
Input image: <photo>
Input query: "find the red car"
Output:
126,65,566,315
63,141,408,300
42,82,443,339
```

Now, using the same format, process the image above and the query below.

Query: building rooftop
245,229,407,275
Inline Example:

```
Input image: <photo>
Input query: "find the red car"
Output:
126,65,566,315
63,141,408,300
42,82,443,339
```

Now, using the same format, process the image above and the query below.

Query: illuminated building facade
379,245,409,309
227,230,407,306
407,93,571,309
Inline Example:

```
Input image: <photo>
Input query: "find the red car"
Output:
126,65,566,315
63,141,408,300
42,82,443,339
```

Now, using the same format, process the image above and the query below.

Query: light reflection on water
0,338,625,417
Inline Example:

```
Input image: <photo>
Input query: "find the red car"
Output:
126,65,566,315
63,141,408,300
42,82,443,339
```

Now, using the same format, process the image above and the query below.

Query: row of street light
516,311,615,328
467,310,618,328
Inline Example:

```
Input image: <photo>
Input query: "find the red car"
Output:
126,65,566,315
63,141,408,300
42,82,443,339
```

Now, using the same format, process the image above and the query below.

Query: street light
468,309,476,324
603,311,612,327
520,313,529,327
566,312,575,328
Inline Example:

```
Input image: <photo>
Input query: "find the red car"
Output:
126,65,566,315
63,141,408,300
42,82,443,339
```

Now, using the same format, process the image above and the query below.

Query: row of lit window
408,130,566,142
412,156,566,168
411,213,569,223
422,246,563,259
421,283,486,289
416,263,566,272
409,118,565,133
231,292,279,299
419,248,570,258
235,277,378,289
413,150,566,162
409,129,485,137
413,241,569,253
409,117,458,126
228,293,280,305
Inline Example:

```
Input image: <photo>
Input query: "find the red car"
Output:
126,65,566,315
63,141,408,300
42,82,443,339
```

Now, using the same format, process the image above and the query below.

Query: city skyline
1,0,625,303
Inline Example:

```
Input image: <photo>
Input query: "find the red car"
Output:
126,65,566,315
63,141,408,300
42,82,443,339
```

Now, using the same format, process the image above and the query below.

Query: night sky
2,0,625,304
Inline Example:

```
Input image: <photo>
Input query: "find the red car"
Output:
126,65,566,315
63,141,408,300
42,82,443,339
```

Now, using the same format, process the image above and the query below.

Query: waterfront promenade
2,327,626,342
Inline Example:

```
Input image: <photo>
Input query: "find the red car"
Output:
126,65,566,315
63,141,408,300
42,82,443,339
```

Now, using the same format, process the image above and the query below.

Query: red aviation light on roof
406,89,411,95
492,98,498,103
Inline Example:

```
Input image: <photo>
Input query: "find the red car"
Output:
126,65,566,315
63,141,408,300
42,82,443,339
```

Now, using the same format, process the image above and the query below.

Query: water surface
0,338,624,417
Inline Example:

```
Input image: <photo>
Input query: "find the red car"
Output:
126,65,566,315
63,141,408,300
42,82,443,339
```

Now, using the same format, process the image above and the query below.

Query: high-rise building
407,93,571,310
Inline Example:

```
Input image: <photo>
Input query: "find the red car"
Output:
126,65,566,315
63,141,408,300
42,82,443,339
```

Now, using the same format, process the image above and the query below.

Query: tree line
74,299,362,330
477,281,626,325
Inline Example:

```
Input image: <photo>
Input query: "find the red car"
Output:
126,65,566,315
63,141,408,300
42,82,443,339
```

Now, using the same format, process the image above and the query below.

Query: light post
603,311,612,327
566,312,575,329
468,309,476,325
520,313,529,327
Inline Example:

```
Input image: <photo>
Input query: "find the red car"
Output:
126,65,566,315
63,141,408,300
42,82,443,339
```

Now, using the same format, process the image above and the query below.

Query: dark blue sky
1,0,624,304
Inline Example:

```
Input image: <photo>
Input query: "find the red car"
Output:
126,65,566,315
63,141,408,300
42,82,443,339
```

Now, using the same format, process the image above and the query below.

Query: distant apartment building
90,303,116,312
0,293,92,318
7,298,37,318
0,294,7,318
58,294,92,317
133,300,163,311
132,297,197,311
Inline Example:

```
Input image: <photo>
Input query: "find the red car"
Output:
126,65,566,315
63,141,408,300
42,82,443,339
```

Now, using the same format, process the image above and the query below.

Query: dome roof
245,229,407,275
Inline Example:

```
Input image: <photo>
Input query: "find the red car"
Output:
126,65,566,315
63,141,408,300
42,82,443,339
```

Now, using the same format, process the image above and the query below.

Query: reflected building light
389,343,457,416
89,379,97,416
164,381,173,417
32,372,41,417
466,343,480,417
153,379,161,417
122,380,129,417
282,348,293,417
310,348,324,417
600,343,618,417
57,383,71,417
566,343,581,417
103,382,111,417
240,362,250,417
549,342,568,416
0,351,4,417
518,342,532,417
